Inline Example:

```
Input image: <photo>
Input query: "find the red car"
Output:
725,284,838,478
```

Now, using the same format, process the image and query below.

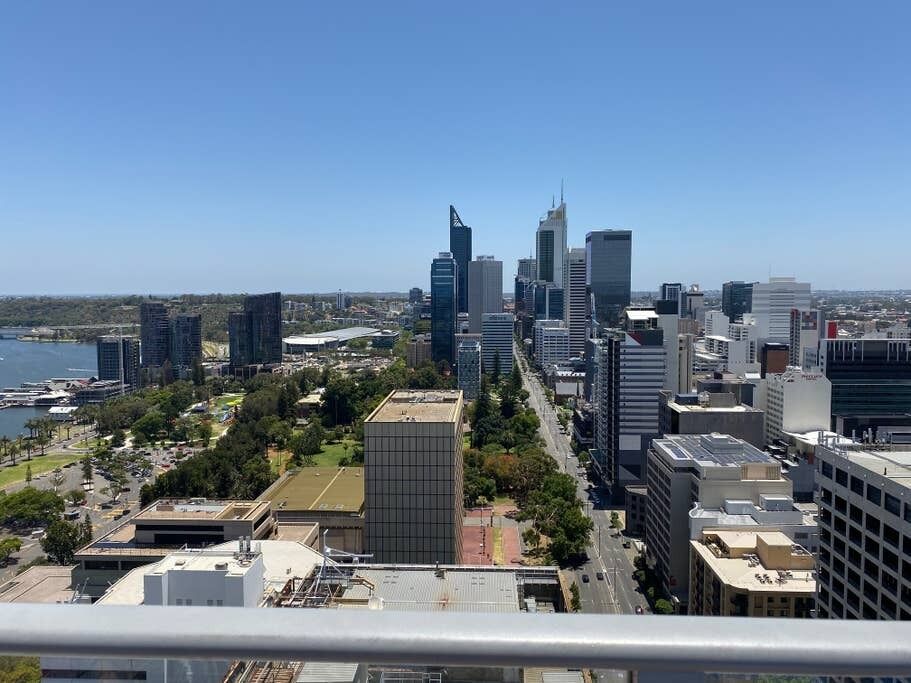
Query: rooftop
261,467,365,514
134,499,271,522
818,444,911,487
652,433,775,468
366,390,463,424
283,327,380,346
0,566,75,604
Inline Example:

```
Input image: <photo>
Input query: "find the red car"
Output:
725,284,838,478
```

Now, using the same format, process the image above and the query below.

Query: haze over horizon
2,2,909,295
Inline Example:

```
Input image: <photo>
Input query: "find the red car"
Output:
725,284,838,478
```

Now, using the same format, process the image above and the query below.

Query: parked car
581,574,590,583
596,571,604,581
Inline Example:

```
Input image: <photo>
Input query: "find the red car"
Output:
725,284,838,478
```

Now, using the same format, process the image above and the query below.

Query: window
175,598,184,605
905,502,911,524
821,461,833,479
850,475,864,496
865,516,880,534
836,468,848,486
866,484,881,506
883,524,899,548
207,599,213,606
884,493,900,516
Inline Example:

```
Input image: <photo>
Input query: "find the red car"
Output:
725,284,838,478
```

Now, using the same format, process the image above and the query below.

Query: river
0,338,97,439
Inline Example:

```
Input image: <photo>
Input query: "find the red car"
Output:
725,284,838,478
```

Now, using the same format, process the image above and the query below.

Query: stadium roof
283,327,379,347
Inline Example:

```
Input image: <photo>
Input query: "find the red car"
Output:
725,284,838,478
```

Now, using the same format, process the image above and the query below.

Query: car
596,571,604,581
581,574,590,583
622,540,631,548
635,605,644,615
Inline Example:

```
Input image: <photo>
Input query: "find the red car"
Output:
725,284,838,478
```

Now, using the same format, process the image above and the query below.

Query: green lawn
212,393,244,412
0,452,82,490
72,438,102,449
312,439,360,467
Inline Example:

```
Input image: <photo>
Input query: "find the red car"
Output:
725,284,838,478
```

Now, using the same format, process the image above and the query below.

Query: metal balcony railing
1,604,911,677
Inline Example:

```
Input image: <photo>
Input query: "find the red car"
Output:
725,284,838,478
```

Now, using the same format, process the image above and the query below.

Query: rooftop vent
214,562,228,571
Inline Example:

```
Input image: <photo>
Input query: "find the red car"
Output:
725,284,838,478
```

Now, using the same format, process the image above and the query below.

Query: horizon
2,3,909,294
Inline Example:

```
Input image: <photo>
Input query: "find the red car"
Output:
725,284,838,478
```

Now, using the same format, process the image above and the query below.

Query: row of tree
0,416,59,466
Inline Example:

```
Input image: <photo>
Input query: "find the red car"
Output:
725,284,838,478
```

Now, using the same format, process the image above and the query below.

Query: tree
0,489,64,529
80,514,93,545
0,537,23,564
653,599,674,615
111,428,126,448
570,581,581,612
81,457,93,483
25,465,32,484
50,468,66,492
610,511,623,531
131,410,165,444
522,527,540,550
40,520,84,564
0,436,9,464
191,358,206,387
491,349,501,385
66,489,87,506
290,422,325,464
196,420,214,447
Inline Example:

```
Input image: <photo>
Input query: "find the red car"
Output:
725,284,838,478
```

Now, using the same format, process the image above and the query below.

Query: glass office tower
431,252,458,367
586,229,632,327
449,205,472,314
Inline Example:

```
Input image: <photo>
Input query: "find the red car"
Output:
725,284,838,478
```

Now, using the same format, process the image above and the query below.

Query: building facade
457,341,481,400
585,229,631,327
536,202,567,286
789,308,822,369
96,335,140,390
517,257,537,281
534,324,570,368
751,277,811,343
658,390,765,448
449,205,472,314
481,313,514,375
169,314,202,380
430,252,458,367
721,281,755,322
467,256,503,334
140,301,170,370
229,292,282,369
364,391,465,565
564,247,588,358
762,368,832,445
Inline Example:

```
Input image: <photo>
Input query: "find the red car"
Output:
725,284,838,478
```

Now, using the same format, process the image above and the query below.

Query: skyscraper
229,292,282,369
431,252,458,367
536,202,567,286
169,314,202,380
659,283,683,313
139,301,170,369
751,277,811,342
481,313,514,375
721,281,755,322
449,205,472,314
789,308,822,368
585,229,632,327
564,248,587,357
96,335,141,390
467,256,503,334
517,257,537,281
457,341,481,399
409,287,423,304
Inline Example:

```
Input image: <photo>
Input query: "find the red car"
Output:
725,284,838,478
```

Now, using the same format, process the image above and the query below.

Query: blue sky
2,2,909,294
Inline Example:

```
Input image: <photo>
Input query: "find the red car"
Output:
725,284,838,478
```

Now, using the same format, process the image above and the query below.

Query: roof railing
1,604,911,677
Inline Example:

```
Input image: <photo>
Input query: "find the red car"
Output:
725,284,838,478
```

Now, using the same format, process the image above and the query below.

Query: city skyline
2,3,909,294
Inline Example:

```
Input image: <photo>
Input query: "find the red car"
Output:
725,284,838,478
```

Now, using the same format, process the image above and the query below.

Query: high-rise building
169,314,202,380
819,337,911,431
751,277,811,343
406,334,432,368
591,309,665,490
449,205,472,314
789,308,822,368
481,313,514,376
336,291,352,310
364,390,464,564
759,342,790,378
534,322,570,368
680,284,705,322
517,257,537,281
467,256,503,334
660,283,683,314
532,282,564,321
536,202,567,286
721,281,756,322
585,229,631,327
645,433,791,603
457,341,481,399
564,248,587,358
430,252,458,367
678,333,694,393
761,368,831,445
655,300,681,394
409,287,423,304
96,335,141,390
229,292,282,369
814,442,911,620
139,301,170,370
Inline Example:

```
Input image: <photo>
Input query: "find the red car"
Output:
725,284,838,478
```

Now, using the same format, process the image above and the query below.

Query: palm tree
24,418,39,440
0,436,9,464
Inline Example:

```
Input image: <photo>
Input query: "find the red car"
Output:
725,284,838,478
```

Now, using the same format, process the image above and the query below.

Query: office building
564,247,588,357
335,290,352,310
759,342,789,378
169,314,202,380
430,252,458,367
819,337,911,432
678,333,694,393
229,292,282,369
96,335,140,390
680,284,705,322
585,229,631,327
688,495,818,553
481,313,514,375
660,283,683,313
467,256,503,333
591,309,665,489
658,390,765,448
532,282,564,321
139,301,170,370
449,205,472,314
761,368,831,445
534,323,570,368
721,281,755,322
751,277,811,343
458,341,482,399
689,529,815,617
814,442,911,620
364,390,464,564
409,287,423,304
645,433,790,603
536,202,567,286
517,257,537,281
655,300,681,394
789,309,822,369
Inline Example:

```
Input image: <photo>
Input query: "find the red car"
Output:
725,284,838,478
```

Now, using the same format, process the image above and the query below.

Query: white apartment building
535,324,570,368
751,277,811,343
761,368,832,445
481,312,514,374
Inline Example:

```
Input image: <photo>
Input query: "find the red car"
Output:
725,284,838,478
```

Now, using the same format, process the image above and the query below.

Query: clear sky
2,2,909,295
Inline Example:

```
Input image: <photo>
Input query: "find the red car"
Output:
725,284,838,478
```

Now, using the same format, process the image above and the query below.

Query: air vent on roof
214,562,228,571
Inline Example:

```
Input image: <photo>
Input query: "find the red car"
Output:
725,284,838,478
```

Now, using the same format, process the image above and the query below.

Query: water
0,338,97,439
